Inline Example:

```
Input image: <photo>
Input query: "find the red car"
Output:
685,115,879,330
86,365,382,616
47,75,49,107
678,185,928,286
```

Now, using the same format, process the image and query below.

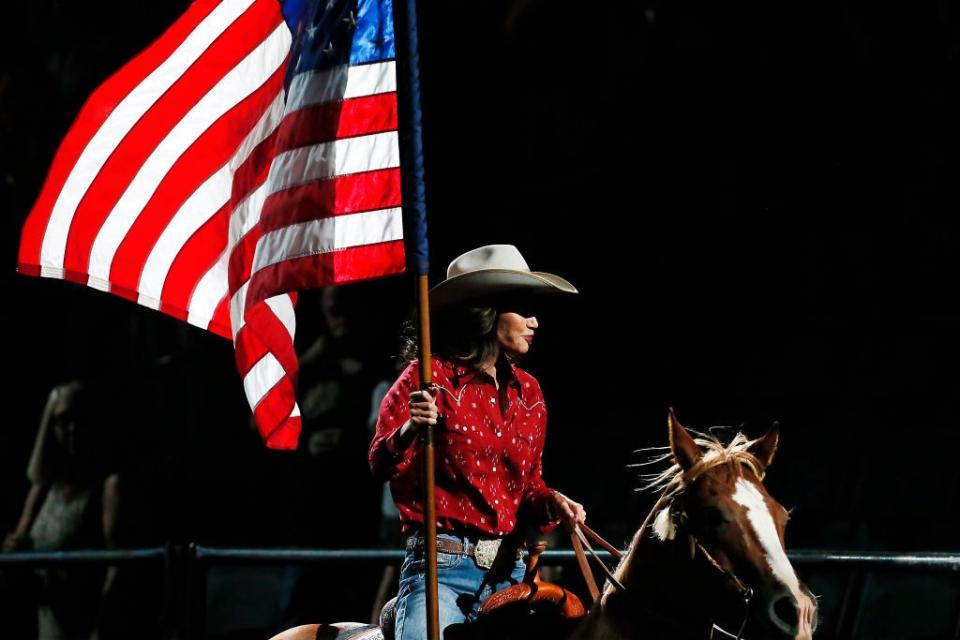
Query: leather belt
406,535,524,569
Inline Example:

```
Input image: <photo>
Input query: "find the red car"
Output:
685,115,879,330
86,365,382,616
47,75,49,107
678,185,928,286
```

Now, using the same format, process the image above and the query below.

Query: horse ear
668,408,701,471
750,422,780,469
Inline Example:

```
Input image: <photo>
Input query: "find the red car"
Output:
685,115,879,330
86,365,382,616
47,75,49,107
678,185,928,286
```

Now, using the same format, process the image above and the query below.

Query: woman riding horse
369,244,586,639
274,410,819,640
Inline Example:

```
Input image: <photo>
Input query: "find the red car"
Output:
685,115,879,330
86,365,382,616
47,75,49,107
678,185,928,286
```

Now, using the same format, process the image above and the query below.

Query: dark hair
28,381,115,484
400,306,500,371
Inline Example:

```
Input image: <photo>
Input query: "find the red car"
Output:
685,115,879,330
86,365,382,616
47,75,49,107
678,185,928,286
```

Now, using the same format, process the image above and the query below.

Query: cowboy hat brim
429,269,578,308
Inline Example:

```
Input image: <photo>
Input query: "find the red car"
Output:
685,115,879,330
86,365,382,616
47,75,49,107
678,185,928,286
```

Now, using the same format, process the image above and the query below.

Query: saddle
476,538,585,621
269,537,590,640
372,538,584,640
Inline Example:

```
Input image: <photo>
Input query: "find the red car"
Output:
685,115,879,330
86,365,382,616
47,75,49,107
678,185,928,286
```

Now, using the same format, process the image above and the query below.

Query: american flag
18,0,406,449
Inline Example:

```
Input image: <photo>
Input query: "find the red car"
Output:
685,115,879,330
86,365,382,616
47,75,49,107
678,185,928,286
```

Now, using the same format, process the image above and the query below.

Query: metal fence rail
0,547,167,566
4,547,959,569
2,546,959,638
787,549,960,571
194,546,960,570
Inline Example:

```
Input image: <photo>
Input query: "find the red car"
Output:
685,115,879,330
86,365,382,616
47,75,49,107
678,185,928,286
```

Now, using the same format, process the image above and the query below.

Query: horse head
641,409,818,639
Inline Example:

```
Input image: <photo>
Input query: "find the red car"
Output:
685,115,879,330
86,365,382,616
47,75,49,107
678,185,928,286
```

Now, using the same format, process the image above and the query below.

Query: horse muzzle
765,583,818,640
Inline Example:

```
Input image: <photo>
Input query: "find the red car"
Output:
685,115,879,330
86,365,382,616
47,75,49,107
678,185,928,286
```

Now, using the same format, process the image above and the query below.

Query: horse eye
700,507,725,528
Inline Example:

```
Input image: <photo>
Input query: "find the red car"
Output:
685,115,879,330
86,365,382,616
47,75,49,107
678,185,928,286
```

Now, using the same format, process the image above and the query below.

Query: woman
369,245,586,639
3,381,120,640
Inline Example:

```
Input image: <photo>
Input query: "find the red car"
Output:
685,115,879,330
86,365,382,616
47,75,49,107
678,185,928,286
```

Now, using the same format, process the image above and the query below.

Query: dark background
2,0,959,637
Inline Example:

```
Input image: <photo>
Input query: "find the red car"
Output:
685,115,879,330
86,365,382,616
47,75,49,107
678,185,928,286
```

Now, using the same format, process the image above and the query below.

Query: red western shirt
369,357,556,536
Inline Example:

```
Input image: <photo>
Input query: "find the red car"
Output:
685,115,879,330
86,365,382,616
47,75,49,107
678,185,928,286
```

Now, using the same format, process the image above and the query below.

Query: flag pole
395,0,439,637
416,276,439,640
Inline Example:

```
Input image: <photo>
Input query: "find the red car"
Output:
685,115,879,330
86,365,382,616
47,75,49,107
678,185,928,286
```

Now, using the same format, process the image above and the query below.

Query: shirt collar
443,359,524,400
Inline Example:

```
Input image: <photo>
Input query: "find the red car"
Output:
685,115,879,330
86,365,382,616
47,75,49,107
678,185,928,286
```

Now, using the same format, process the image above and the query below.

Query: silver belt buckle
473,538,501,569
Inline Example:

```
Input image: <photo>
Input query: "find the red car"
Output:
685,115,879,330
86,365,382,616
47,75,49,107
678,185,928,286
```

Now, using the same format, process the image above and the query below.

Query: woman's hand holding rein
547,491,587,532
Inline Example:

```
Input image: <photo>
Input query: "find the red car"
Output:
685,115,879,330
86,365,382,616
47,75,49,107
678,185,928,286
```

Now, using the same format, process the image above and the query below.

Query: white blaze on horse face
731,478,801,596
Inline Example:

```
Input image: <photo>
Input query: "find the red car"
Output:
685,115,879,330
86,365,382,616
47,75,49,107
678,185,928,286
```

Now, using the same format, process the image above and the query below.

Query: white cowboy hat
430,244,578,308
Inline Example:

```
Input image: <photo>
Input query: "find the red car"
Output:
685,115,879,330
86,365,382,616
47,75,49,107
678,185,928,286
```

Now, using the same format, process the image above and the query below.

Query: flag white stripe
229,181,270,246
242,351,285,409
265,294,296,340
186,248,228,331
266,130,399,195
88,23,292,286
39,0,259,272
229,91,286,173
251,206,403,273
229,280,250,337
284,60,396,114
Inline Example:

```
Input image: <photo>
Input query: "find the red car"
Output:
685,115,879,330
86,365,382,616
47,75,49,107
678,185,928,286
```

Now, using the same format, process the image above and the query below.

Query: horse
570,409,818,639
272,410,818,640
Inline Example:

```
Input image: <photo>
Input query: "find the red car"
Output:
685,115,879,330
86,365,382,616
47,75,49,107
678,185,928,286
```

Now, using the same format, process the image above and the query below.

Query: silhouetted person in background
3,382,119,640
282,286,384,626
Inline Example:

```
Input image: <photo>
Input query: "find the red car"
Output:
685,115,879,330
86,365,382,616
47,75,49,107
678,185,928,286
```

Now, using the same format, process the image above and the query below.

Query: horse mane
632,430,766,542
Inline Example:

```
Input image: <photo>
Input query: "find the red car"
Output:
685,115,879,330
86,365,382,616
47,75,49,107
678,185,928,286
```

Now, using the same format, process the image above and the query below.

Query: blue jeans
394,533,526,640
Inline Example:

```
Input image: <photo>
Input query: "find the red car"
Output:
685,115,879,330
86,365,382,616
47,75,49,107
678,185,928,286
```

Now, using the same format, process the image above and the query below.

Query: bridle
688,532,754,640
570,488,755,640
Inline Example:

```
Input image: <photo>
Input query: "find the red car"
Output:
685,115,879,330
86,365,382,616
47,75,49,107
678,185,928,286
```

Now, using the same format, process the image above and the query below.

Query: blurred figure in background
280,286,385,628
368,356,406,623
3,381,119,640
296,286,383,545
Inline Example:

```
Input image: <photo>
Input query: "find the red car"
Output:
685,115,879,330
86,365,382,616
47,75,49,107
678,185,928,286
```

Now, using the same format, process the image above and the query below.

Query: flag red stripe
233,324,269,374
275,92,398,155
158,202,230,320
228,225,263,294
108,65,286,297
158,303,188,324
17,0,221,270
257,168,401,235
245,240,405,306
62,1,282,278
234,300,298,375
231,127,279,205
254,392,301,449
106,279,143,305
209,294,232,338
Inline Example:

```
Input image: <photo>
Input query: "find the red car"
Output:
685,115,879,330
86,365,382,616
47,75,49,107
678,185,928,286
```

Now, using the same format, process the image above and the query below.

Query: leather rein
569,499,754,640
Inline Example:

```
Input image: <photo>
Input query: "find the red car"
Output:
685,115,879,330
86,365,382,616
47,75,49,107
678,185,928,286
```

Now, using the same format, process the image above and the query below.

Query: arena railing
2,547,958,638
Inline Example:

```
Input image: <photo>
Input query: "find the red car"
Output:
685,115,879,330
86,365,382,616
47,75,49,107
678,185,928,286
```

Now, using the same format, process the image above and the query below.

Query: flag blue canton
284,0,395,88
